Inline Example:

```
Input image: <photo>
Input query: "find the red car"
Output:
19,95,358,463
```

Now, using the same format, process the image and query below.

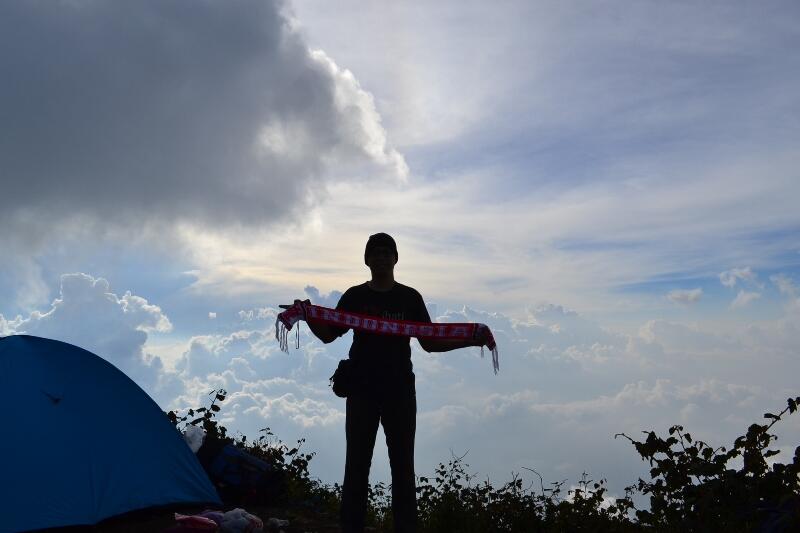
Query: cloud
526,379,761,419
730,290,761,309
165,323,349,479
234,388,344,428
3,273,178,400
719,267,757,288
177,330,274,379
0,314,21,336
771,274,797,297
632,319,741,360
667,288,703,305
0,0,405,243
303,285,343,308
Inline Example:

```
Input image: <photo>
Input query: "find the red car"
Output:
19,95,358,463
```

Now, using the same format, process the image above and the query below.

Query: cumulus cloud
2,273,178,400
236,389,343,428
730,290,761,309
177,330,274,379
719,267,758,288
166,324,348,479
304,285,343,308
667,288,703,305
0,315,20,336
0,0,406,242
174,321,342,390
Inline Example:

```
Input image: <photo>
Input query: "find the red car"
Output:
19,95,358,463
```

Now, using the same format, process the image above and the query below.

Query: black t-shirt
333,282,431,382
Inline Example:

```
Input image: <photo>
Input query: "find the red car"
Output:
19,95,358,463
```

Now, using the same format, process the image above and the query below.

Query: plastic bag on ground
266,517,289,530
198,510,225,525
220,508,263,533
183,425,207,453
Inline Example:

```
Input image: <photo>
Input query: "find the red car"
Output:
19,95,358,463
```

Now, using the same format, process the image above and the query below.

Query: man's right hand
279,298,309,309
279,300,344,344
279,299,310,318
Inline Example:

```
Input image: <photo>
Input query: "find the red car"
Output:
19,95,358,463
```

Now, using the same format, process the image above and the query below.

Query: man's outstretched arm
418,337,482,353
306,320,342,344
280,300,344,344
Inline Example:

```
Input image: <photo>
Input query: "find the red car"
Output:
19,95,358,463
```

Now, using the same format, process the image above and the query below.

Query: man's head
364,232,398,266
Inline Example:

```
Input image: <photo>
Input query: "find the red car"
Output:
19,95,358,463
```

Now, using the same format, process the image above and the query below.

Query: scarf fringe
275,318,302,353
480,345,500,375
275,319,288,353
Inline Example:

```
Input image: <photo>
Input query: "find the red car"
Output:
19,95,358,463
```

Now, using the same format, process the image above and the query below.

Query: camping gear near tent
0,335,220,533
196,437,287,506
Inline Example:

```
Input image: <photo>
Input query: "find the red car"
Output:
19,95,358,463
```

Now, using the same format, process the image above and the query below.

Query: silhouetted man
294,233,484,533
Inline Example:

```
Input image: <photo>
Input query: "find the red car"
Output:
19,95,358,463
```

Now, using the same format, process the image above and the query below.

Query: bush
167,392,800,532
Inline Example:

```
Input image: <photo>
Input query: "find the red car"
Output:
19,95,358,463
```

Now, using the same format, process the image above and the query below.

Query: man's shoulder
394,282,424,299
339,282,369,301
343,282,369,295
341,282,424,300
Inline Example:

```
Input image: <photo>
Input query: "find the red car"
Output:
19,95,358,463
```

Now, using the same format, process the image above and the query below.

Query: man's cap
364,232,398,264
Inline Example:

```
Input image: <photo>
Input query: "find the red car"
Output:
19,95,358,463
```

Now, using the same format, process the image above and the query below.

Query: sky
2,0,800,501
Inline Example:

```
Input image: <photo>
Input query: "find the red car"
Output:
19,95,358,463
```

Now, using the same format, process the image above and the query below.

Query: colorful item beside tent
0,335,220,533
276,301,500,374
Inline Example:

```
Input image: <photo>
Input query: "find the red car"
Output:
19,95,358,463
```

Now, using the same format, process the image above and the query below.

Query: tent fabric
0,335,220,533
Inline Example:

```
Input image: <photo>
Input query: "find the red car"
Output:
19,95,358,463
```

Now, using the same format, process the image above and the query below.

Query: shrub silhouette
168,392,800,532
167,389,339,514
614,396,800,531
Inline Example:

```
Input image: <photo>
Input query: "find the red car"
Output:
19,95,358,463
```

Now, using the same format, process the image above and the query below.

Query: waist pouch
330,359,416,398
329,359,353,398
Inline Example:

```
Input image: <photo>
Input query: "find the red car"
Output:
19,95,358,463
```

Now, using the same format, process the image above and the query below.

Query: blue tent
0,335,220,532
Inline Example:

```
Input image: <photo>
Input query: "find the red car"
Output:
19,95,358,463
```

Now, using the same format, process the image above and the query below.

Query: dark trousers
340,380,417,533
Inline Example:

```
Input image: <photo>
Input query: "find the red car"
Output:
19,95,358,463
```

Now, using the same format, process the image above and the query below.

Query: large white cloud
1,273,180,402
0,0,405,243
303,285,343,308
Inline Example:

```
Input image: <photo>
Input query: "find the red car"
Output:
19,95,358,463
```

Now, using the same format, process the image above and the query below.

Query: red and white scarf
276,301,499,374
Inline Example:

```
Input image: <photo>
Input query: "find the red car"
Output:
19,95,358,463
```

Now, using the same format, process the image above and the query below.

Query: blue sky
2,0,800,499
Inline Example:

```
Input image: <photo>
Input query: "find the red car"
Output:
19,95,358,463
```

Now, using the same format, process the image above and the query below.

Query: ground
71,504,349,533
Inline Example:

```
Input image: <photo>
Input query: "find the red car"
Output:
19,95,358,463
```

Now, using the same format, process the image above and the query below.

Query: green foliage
167,389,231,442
398,454,636,532
167,393,800,532
167,389,339,515
615,396,800,531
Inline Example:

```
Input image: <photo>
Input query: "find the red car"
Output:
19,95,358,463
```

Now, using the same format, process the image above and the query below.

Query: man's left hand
473,324,490,346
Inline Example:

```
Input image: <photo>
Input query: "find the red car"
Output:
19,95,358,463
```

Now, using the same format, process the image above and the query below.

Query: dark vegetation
166,391,800,532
